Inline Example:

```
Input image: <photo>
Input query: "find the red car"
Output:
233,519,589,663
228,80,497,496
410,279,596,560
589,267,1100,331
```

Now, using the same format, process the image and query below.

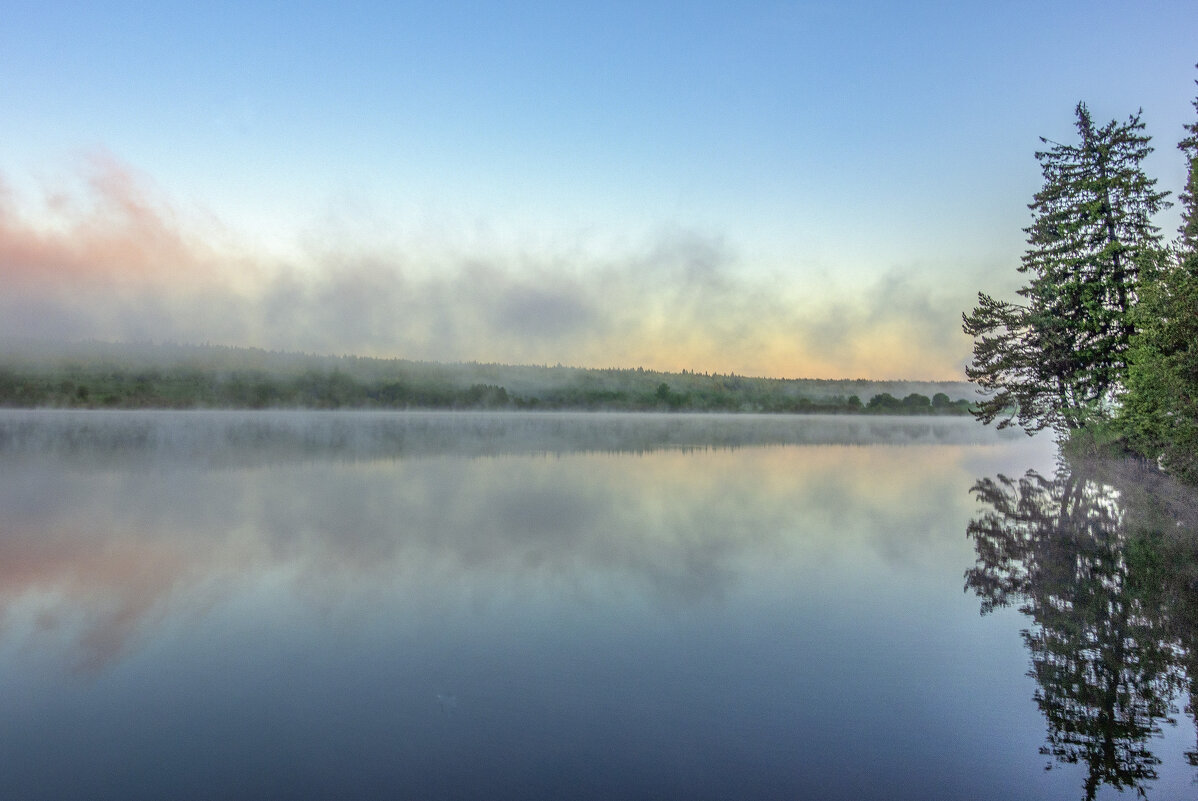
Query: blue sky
1,1,1195,377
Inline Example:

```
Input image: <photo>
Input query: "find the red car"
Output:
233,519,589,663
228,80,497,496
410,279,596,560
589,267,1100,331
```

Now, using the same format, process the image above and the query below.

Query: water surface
1,411,1194,799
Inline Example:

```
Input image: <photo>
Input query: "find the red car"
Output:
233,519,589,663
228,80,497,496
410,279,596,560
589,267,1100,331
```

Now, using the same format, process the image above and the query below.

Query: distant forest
0,341,976,415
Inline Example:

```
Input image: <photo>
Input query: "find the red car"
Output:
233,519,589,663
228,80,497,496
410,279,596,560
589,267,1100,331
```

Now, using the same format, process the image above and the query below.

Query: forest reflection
966,457,1198,799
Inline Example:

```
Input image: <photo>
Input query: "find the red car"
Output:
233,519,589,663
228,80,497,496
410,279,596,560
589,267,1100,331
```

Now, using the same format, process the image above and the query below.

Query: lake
2,410,1196,800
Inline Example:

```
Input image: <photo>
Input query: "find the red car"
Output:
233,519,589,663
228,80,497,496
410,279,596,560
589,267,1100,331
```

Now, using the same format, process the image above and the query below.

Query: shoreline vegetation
0,340,976,416
964,65,1198,484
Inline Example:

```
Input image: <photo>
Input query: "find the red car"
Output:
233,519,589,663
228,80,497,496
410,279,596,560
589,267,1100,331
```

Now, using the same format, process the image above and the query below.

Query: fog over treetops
0,339,976,413
0,155,975,381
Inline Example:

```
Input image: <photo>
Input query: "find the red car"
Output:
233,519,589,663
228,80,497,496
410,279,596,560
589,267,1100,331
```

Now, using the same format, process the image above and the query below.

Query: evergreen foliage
1179,65,1198,252
965,103,1169,432
1118,67,1198,481
966,65,1198,487
1120,256,1198,481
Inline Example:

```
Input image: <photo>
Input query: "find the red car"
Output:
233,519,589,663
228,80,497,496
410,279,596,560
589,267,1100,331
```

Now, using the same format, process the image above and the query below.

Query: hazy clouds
0,156,976,378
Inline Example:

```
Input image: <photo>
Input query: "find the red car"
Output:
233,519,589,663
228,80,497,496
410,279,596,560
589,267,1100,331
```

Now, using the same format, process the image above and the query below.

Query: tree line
0,362,973,415
964,65,1198,483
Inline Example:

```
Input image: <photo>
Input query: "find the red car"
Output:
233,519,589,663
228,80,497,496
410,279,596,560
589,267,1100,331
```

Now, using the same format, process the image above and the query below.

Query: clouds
0,153,228,289
487,280,603,340
0,155,976,378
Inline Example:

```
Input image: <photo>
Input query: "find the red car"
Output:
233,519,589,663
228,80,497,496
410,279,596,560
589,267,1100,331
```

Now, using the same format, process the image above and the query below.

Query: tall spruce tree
1179,65,1198,252
964,103,1169,432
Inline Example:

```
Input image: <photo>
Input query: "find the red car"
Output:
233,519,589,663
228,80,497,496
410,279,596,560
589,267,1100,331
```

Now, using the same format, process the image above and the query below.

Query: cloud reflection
0,411,1012,671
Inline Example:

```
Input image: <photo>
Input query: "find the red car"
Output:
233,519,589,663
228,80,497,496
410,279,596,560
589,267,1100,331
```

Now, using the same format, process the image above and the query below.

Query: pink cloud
0,152,231,291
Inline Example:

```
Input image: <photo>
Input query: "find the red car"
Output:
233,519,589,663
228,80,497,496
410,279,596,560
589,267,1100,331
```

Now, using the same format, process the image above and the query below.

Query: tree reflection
966,458,1198,799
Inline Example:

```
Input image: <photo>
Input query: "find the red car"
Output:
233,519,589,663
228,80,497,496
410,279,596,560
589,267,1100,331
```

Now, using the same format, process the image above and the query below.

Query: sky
1,1,1196,379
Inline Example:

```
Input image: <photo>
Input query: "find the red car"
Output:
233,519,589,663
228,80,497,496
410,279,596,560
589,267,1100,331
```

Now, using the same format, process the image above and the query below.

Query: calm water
2,410,1196,800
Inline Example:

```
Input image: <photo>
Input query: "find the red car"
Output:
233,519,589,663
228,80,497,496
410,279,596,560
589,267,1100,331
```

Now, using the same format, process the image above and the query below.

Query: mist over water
2,411,1193,800
0,409,1017,463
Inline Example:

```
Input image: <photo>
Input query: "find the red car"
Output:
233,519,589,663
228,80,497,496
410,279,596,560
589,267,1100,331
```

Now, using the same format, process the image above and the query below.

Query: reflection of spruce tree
966,463,1190,799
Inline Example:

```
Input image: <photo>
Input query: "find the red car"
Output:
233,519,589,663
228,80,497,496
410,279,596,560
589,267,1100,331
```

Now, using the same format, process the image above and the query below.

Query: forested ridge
964,64,1198,483
0,341,975,415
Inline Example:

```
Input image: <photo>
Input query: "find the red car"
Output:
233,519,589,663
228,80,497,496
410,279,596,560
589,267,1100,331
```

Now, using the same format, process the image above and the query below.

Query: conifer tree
1179,65,1198,252
964,103,1169,432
